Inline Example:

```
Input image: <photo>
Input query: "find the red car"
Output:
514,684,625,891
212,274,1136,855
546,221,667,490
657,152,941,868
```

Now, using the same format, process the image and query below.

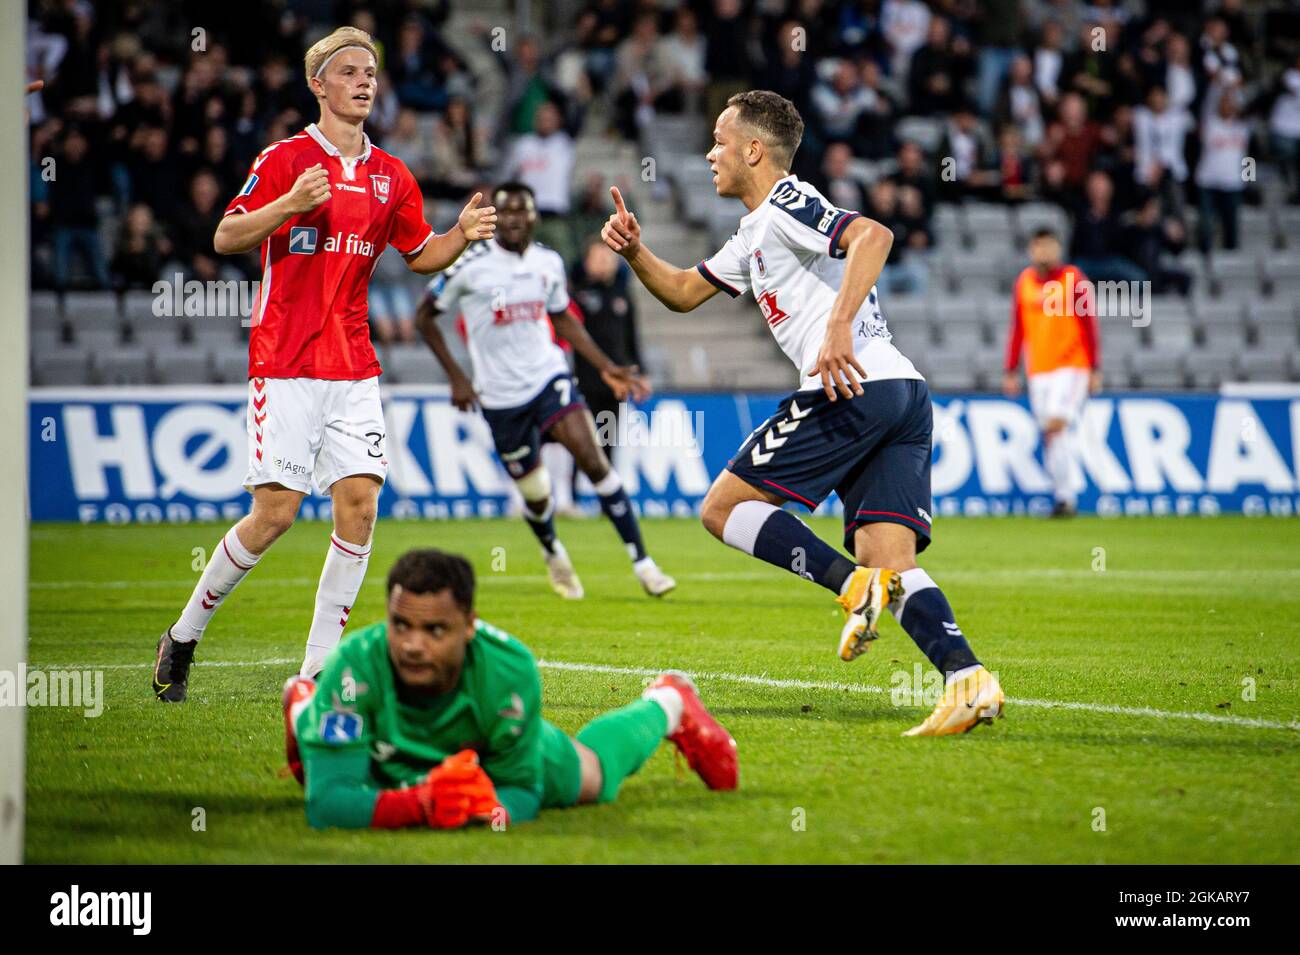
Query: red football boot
282,675,317,785
649,671,738,791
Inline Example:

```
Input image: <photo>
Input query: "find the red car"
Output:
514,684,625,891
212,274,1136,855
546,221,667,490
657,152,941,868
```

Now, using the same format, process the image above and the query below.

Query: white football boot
544,540,584,599
634,557,676,597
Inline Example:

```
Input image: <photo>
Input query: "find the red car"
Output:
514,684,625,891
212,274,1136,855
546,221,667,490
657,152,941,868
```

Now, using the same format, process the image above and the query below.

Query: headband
314,45,376,78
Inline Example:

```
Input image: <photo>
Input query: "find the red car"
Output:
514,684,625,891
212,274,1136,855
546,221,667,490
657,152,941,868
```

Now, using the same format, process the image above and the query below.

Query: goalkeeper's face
385,585,476,694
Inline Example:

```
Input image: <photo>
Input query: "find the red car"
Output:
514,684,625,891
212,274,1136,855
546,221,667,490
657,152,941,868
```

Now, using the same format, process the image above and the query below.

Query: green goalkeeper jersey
297,618,559,828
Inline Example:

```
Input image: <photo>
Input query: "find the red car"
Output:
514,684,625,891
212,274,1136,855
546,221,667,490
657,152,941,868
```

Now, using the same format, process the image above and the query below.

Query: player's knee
699,492,731,541
514,465,551,504
250,503,298,542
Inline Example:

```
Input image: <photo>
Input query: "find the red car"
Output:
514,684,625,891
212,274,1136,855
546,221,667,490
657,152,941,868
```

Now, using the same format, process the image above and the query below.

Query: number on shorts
554,377,571,406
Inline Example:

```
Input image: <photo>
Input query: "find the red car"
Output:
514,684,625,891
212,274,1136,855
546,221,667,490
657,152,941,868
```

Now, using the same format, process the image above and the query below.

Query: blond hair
304,26,378,89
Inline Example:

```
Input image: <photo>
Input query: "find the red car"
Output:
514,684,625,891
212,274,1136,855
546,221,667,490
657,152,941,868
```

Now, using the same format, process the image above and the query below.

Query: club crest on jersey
754,248,767,277
370,174,391,204
757,289,789,328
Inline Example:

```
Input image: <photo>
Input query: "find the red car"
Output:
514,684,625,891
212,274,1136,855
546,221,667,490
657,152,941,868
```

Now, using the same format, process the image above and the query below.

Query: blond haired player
1002,229,1101,517
152,27,496,701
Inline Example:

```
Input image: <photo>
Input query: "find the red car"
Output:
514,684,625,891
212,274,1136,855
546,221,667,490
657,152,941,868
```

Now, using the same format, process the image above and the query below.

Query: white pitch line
26,657,1300,732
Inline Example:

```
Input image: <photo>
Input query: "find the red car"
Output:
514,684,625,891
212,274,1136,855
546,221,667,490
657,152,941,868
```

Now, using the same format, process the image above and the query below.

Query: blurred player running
151,27,496,702
1002,229,1101,517
282,549,735,830
415,182,675,600
602,90,1003,736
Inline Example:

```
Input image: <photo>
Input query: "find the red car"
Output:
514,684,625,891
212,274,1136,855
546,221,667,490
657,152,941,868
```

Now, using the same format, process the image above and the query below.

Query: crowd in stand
27,0,1300,312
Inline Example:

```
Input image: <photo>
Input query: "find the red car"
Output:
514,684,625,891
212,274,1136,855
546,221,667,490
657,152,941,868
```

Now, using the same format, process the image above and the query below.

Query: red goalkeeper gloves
371,750,503,830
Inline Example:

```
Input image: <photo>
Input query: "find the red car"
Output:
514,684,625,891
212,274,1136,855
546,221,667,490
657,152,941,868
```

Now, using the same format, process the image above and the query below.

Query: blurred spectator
1063,22,1120,116
868,178,928,295
1268,54,1300,204
812,60,879,145
428,96,487,200
110,204,171,291
658,6,709,116
975,0,1024,115
1071,170,1145,285
880,0,931,85
891,140,936,224
1195,92,1249,254
1122,193,1191,296
908,16,971,117
1041,93,1101,200
704,0,752,120
385,108,436,185
612,12,679,139
995,55,1045,148
1032,21,1066,110
1133,85,1191,219
127,126,181,218
505,35,557,136
822,142,868,212
571,238,642,456
937,105,996,200
49,127,110,290
993,125,1036,204
170,170,226,283
503,101,575,216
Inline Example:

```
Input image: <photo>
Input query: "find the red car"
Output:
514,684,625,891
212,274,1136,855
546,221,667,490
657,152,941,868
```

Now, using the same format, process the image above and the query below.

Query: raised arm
214,163,330,255
403,192,496,275
601,186,718,313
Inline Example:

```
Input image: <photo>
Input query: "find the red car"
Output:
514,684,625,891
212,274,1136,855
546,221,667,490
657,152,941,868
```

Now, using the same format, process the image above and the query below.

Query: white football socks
1045,430,1077,506
171,527,262,643
642,684,684,736
301,533,372,678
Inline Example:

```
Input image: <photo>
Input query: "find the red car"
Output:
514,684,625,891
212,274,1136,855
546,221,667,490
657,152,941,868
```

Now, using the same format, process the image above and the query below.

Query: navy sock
594,475,646,561
893,569,979,677
523,501,558,555
723,501,855,594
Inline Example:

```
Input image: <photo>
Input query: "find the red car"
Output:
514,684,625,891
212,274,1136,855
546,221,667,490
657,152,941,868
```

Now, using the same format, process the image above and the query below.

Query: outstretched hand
601,364,651,403
458,192,497,242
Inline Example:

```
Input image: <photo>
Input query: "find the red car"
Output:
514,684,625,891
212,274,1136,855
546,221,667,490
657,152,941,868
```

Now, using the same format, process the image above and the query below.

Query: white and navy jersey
697,174,922,391
427,240,572,409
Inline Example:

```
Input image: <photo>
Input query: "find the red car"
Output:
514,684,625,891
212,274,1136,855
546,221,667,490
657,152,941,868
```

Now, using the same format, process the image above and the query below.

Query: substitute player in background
602,90,1003,736
281,549,735,829
415,182,676,600
151,27,496,702
1002,229,1101,517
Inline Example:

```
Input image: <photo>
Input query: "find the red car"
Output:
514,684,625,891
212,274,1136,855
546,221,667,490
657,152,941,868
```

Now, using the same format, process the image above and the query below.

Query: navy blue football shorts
480,372,587,478
726,377,934,555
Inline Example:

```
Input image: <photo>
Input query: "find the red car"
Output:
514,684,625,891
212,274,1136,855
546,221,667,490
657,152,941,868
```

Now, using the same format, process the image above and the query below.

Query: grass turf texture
25,515,1300,864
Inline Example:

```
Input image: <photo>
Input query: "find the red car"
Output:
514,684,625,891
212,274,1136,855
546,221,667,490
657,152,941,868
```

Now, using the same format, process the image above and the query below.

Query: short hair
387,549,476,613
304,26,378,89
725,90,804,169
1031,227,1058,242
492,180,535,203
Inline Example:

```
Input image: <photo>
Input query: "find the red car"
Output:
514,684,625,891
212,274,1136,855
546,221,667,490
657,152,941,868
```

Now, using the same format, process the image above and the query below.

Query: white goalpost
1,0,30,865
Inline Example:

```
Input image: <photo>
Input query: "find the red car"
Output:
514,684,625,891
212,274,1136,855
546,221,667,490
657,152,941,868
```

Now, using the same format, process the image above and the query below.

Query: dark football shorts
727,377,934,555
480,372,587,478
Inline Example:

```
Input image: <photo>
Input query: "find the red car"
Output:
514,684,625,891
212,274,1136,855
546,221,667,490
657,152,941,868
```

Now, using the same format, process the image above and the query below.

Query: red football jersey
225,123,434,380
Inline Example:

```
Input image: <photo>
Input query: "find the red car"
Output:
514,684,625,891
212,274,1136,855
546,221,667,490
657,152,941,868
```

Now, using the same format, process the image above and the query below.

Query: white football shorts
243,376,388,495
1027,366,1090,429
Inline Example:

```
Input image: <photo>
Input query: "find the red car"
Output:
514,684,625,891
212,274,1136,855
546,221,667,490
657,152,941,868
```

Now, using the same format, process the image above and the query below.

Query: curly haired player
282,549,737,830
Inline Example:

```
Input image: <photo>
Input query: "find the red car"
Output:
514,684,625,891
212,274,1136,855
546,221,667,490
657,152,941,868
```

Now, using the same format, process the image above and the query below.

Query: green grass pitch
25,515,1300,863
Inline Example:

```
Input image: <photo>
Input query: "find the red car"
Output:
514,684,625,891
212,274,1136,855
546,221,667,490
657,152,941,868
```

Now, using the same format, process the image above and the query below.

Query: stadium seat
886,318,933,357
131,321,185,351
1206,250,1260,296
189,318,245,349
30,290,61,330
1263,254,1300,299
1236,351,1292,382
92,348,150,385
1128,350,1186,389
74,327,124,354
1146,299,1194,351
32,348,91,387
1184,351,1235,389
29,326,64,354
1100,320,1144,369
923,353,978,391
936,320,986,351
894,116,944,153
153,347,212,384
383,345,445,385
212,348,250,385
1014,203,1070,243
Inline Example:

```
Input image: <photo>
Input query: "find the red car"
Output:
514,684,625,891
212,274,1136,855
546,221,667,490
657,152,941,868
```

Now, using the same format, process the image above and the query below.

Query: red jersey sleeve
1004,273,1025,373
224,141,293,217
388,164,435,256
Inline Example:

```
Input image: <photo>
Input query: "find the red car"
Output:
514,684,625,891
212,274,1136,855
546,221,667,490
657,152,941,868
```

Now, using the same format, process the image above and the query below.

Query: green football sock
575,698,668,803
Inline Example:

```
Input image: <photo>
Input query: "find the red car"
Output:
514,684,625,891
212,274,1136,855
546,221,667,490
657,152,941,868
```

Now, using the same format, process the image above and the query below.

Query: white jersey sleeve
542,249,571,313
766,186,861,259
697,233,752,298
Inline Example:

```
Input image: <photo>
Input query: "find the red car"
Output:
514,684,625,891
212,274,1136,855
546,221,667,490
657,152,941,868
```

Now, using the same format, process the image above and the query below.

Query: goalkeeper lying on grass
282,548,737,830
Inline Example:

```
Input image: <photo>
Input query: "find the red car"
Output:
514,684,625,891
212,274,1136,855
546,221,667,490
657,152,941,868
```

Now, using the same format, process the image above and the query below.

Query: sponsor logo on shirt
238,173,259,197
334,182,367,194
288,226,318,254
492,300,546,326
320,710,363,743
757,289,789,328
